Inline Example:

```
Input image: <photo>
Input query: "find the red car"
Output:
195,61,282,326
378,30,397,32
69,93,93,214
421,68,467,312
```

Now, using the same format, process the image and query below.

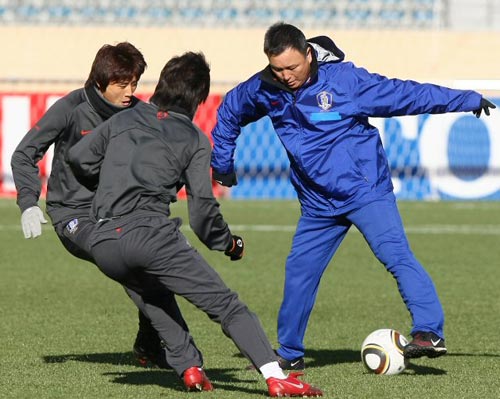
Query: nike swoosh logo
81,130,92,135
290,360,301,367
431,338,441,346
286,381,304,389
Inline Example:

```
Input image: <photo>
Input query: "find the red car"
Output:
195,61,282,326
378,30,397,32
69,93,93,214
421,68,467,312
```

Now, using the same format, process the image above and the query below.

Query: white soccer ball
361,328,409,375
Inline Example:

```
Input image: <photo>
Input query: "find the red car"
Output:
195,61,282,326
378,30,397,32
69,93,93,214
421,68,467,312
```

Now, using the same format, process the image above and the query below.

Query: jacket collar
84,85,139,120
307,36,345,63
149,101,193,120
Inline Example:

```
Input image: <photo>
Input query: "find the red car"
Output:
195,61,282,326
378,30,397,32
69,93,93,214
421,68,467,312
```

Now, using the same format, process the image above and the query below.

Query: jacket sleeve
340,63,482,118
10,96,72,212
210,80,263,175
66,121,112,191
185,130,233,251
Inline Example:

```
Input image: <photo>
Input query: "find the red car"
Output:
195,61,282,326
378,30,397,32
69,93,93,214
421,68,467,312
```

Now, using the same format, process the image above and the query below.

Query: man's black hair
85,42,147,91
150,51,210,118
263,22,309,57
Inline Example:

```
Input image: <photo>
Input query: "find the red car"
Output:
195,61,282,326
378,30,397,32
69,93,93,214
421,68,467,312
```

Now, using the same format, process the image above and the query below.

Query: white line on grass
228,224,500,235
4,224,500,235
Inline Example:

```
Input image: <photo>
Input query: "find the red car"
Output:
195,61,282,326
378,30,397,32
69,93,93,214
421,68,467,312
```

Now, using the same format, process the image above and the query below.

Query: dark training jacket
67,102,232,251
10,87,140,225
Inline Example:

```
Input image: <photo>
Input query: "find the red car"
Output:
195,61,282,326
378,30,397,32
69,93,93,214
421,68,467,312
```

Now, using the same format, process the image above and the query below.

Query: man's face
101,79,138,107
268,47,312,90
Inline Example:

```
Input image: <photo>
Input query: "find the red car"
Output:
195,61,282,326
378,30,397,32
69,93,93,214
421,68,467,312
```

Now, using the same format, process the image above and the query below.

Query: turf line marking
227,224,500,235
1,224,500,235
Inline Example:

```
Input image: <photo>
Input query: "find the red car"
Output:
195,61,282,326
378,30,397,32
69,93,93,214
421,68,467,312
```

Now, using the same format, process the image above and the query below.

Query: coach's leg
350,192,444,338
277,215,350,360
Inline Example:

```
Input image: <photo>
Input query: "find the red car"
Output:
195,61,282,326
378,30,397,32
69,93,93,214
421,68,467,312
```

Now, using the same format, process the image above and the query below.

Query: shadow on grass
405,362,447,375
43,351,139,367
234,347,361,368
447,352,500,358
235,348,451,375
105,369,265,395
306,348,361,367
43,351,265,395
44,348,495,386
404,351,500,375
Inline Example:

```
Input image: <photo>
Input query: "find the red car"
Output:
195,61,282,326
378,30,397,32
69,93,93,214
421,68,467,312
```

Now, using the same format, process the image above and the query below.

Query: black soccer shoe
133,331,171,369
277,353,305,370
404,331,447,359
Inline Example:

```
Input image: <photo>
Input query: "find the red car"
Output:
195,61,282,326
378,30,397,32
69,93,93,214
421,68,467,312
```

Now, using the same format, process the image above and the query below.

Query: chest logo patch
316,91,333,111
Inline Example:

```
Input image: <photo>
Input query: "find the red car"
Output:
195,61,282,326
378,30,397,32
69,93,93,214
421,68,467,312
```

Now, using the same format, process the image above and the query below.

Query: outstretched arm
341,63,485,118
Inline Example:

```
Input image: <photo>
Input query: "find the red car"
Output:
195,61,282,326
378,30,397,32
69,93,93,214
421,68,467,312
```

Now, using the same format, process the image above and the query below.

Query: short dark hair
263,22,308,57
150,52,210,118
85,42,147,91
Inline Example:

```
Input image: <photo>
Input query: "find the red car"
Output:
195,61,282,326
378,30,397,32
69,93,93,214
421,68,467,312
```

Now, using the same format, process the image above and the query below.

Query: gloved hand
212,170,238,187
21,206,48,239
225,235,244,261
473,98,496,118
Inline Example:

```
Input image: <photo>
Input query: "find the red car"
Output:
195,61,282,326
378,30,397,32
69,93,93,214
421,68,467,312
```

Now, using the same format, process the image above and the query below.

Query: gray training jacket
10,87,140,225
67,101,233,252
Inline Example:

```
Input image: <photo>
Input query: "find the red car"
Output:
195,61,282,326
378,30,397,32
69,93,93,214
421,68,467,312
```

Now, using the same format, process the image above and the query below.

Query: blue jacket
211,37,482,216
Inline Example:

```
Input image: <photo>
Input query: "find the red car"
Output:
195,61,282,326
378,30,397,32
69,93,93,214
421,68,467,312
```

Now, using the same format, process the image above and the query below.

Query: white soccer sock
259,361,287,380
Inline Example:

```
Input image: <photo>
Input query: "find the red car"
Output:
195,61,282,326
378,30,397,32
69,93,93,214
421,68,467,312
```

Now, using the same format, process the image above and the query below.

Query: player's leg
126,288,204,373
147,223,322,396
146,225,277,369
90,234,205,377
129,289,191,369
277,215,350,365
55,217,169,367
132,309,162,367
93,217,323,396
349,191,446,358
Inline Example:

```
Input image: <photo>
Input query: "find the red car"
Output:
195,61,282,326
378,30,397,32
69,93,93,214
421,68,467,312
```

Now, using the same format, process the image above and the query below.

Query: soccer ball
361,329,409,375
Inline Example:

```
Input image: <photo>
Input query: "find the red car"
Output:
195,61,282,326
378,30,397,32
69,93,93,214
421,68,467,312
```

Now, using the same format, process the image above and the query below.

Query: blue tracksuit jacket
211,37,483,359
211,37,482,216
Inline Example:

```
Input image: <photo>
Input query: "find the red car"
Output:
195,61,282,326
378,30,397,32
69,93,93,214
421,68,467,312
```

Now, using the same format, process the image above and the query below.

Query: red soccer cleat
266,372,323,397
183,366,214,392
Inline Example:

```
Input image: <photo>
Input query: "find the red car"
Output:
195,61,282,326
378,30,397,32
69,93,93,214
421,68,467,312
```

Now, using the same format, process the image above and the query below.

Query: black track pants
55,217,189,351
90,215,276,375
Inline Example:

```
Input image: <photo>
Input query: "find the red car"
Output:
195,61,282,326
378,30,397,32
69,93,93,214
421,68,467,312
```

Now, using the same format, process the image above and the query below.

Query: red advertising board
0,92,225,199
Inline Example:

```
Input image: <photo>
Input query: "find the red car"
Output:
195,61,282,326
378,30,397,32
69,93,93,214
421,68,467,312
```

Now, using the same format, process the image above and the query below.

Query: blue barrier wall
231,99,500,200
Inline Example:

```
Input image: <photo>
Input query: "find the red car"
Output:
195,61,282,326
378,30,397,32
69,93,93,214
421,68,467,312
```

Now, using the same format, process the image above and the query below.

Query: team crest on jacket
316,91,333,111
66,218,79,234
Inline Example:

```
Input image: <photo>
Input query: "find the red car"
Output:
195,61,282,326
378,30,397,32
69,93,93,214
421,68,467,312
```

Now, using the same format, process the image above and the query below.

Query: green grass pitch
1,198,499,398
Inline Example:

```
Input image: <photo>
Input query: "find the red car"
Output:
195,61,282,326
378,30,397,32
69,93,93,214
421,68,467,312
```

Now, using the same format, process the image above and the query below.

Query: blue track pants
277,192,444,360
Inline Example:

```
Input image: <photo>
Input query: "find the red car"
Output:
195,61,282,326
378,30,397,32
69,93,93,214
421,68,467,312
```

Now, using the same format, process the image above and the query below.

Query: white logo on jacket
316,91,333,111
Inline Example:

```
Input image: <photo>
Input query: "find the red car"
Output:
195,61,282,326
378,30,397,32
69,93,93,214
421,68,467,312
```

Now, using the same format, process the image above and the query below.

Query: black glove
225,235,244,261
212,170,238,187
473,98,496,118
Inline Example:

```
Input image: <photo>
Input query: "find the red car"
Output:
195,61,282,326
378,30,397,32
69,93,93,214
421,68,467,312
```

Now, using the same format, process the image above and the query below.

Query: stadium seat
0,0,443,28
